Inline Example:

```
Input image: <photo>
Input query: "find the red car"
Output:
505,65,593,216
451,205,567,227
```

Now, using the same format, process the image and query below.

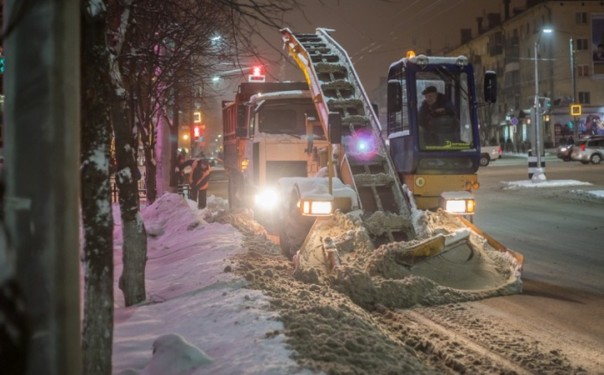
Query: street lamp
533,27,552,182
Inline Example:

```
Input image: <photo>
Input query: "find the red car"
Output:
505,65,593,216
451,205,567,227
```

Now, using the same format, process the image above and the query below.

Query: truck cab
223,83,328,217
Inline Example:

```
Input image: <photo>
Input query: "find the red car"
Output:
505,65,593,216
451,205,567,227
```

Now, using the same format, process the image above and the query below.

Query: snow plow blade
292,211,523,307
458,216,524,270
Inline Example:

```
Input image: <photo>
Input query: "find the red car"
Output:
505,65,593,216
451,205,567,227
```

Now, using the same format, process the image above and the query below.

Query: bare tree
81,1,115,374
78,1,303,372
106,0,301,308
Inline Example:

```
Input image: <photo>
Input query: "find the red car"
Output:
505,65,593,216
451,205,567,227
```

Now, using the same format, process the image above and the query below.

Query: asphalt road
468,154,604,372
475,153,604,293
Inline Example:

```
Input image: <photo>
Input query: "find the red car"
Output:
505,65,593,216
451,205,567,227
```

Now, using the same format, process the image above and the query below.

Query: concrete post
3,1,81,373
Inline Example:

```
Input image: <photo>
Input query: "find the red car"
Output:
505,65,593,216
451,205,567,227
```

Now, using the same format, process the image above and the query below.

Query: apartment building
447,0,604,149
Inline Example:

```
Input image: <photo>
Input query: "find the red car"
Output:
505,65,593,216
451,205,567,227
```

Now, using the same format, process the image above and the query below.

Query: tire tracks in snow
385,303,584,374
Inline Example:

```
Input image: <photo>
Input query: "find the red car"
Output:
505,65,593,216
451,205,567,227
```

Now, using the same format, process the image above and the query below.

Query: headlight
254,187,280,210
440,191,475,215
298,197,333,216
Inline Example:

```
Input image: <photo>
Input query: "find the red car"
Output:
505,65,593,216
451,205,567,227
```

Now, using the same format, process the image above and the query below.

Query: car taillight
580,144,586,151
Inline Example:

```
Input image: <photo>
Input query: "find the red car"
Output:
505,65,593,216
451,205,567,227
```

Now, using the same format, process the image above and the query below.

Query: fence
111,182,190,203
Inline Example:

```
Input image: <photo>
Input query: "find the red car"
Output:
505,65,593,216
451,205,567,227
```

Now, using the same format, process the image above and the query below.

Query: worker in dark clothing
418,85,457,146
190,159,211,209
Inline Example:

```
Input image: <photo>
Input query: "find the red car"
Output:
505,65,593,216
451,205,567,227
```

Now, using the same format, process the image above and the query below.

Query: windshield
256,100,324,138
415,70,474,151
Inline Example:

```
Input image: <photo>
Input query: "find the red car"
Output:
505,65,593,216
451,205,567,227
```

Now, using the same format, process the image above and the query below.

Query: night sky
259,0,526,93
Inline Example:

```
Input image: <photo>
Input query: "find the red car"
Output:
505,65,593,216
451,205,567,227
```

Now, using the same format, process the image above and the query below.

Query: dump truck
276,28,523,289
222,81,358,232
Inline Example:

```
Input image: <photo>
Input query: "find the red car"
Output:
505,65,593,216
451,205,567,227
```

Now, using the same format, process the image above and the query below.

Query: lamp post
569,37,578,139
532,28,552,182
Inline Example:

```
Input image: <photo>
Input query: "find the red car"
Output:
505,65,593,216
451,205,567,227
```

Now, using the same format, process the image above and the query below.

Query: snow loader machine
276,28,523,287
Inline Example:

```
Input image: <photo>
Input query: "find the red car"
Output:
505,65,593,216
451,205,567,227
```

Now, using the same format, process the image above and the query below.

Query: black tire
590,153,602,165
479,154,490,167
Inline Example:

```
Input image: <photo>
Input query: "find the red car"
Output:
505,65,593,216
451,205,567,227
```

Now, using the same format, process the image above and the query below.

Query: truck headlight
254,187,280,211
298,197,333,216
440,191,475,215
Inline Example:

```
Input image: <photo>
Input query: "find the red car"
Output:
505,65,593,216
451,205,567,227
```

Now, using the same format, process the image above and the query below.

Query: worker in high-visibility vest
190,159,211,209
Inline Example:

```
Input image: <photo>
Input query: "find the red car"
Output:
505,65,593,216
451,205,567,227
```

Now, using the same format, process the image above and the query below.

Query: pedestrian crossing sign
570,104,581,116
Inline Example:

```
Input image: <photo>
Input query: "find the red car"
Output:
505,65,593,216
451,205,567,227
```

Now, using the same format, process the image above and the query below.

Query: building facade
447,0,604,151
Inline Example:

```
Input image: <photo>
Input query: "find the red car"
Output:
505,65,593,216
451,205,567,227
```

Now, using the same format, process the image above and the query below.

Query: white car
570,135,604,164
479,145,502,167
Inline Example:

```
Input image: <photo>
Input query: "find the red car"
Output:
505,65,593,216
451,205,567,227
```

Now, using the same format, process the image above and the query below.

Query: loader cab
386,55,480,176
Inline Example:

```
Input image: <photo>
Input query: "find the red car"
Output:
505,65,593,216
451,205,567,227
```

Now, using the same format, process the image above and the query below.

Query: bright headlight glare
254,188,280,210
445,199,475,214
300,199,333,216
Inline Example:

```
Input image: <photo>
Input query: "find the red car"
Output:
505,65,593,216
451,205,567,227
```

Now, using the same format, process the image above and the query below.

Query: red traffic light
193,126,201,138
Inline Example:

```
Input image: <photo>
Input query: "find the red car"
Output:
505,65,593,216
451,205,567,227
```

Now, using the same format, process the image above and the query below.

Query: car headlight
254,187,280,211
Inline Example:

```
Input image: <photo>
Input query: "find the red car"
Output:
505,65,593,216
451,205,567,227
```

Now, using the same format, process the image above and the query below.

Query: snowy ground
111,180,604,374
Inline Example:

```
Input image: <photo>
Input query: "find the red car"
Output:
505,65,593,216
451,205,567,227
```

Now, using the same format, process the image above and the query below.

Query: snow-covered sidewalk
112,195,312,375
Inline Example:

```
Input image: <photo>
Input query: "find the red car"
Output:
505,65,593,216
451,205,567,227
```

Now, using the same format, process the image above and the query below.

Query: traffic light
248,65,265,83
544,97,551,113
538,97,551,113
192,124,205,142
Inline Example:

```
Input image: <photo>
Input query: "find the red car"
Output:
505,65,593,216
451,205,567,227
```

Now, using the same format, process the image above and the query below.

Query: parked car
479,145,502,167
570,135,604,164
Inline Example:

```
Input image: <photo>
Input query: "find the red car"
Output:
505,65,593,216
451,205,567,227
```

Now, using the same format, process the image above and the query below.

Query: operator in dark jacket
418,85,457,146
190,159,211,209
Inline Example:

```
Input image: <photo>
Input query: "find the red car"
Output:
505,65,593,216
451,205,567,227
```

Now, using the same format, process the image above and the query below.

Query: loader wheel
279,191,315,259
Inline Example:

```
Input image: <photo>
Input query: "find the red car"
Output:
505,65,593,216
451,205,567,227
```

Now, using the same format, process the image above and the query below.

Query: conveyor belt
282,28,413,242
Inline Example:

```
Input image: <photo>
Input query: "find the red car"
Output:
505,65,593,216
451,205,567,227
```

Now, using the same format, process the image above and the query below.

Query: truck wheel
479,154,490,167
279,191,315,259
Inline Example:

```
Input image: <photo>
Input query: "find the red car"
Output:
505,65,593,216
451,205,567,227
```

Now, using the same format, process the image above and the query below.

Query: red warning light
248,65,266,82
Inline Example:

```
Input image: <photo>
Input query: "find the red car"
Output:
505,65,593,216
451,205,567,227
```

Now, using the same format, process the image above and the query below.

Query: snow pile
293,210,522,310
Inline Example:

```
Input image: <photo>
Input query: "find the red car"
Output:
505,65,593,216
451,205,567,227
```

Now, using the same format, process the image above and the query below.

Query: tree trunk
80,2,115,374
144,146,157,203
155,111,172,198
112,99,148,306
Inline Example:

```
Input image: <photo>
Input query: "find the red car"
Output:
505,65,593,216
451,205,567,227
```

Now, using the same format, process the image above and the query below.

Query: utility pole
533,40,546,181
4,1,81,374
570,37,578,139
531,28,551,182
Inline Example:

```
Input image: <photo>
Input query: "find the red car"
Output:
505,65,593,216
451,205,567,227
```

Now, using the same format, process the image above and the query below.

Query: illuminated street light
532,27,552,182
